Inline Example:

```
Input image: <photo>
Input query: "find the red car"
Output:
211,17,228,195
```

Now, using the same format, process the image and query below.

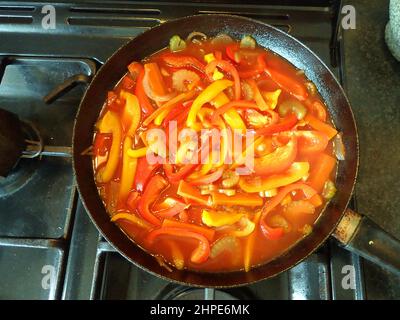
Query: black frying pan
72,15,400,287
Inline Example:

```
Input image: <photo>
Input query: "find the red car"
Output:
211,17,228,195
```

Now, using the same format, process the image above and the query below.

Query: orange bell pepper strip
119,136,138,201
147,227,210,264
161,219,215,242
264,65,308,101
177,180,211,207
239,162,310,193
260,182,317,239
120,91,141,136
128,62,154,115
307,153,336,192
205,59,241,100
280,130,329,155
252,136,297,176
247,79,269,111
244,210,262,271
144,63,167,96
186,79,233,128
210,191,263,207
137,175,168,226
201,209,244,227
96,111,122,183
304,114,338,140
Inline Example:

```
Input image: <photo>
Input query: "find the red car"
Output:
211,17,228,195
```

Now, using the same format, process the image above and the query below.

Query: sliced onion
333,132,346,160
186,31,207,42
211,33,233,45
210,236,239,259
172,69,200,92
142,70,177,102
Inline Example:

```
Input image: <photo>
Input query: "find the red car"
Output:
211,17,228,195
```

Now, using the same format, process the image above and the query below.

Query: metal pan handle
333,209,400,275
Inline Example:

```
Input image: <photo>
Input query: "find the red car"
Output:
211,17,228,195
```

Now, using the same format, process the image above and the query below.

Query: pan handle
333,208,400,275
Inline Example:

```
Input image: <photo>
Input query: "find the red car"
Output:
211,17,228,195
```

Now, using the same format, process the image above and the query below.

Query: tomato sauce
93,34,338,272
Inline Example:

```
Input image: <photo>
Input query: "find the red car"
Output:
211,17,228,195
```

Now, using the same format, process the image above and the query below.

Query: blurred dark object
0,109,25,177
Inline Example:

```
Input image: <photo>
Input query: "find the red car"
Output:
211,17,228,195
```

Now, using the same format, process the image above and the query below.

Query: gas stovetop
0,0,370,300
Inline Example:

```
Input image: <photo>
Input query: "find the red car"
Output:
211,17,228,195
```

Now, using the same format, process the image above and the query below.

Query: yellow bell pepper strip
147,227,210,264
304,114,338,140
127,146,148,158
239,162,310,193
186,79,233,128
142,90,196,126
119,136,138,201
230,217,255,237
307,153,336,192
247,79,269,111
210,191,263,207
204,53,224,80
138,175,168,226
162,219,215,242
252,136,297,176
201,209,244,227
120,91,141,136
262,89,282,110
231,136,264,169
97,111,122,183
177,180,211,207
205,60,241,100
259,183,317,239
244,210,262,271
111,212,152,231
210,92,246,131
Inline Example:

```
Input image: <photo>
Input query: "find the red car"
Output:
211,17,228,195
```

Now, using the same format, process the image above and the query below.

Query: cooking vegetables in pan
93,33,339,272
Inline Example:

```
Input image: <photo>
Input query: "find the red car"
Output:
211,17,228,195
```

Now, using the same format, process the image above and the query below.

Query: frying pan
72,14,400,287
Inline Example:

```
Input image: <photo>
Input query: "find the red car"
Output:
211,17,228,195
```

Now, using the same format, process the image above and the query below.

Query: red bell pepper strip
307,153,336,193
137,175,168,226
162,101,193,128
188,167,224,186
260,183,317,239
153,197,188,218
129,62,155,115
164,163,199,183
121,74,135,91
106,91,123,112
264,66,308,101
226,43,240,63
93,133,112,157
205,59,241,100
255,113,298,136
211,100,278,125
162,54,205,73
304,114,338,140
253,136,297,176
161,219,215,242
296,130,329,155
146,227,210,263
134,157,161,192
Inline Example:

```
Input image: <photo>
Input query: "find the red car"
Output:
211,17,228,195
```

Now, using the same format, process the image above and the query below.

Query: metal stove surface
0,0,368,300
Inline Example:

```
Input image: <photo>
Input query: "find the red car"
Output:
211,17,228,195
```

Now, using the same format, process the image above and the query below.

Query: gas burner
159,287,237,300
